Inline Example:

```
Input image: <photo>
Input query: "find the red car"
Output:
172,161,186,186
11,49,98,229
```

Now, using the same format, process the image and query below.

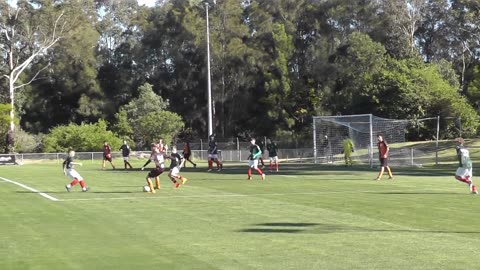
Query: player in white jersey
454,138,477,194
145,147,167,193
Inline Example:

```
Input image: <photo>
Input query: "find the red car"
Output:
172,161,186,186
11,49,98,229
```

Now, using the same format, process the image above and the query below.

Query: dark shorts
184,153,191,159
148,166,164,178
103,154,112,162
379,157,388,167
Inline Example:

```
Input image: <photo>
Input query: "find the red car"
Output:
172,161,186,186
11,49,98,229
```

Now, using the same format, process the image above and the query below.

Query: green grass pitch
1,160,479,270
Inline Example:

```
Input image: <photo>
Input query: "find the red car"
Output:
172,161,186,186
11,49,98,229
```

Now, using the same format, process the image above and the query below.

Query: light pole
204,0,215,138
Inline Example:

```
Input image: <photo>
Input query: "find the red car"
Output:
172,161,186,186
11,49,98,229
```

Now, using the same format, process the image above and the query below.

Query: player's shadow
239,222,479,234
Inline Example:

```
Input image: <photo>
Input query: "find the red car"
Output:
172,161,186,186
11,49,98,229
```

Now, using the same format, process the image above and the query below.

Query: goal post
313,114,409,166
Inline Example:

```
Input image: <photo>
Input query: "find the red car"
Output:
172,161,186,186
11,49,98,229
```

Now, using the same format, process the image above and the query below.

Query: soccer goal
313,114,409,166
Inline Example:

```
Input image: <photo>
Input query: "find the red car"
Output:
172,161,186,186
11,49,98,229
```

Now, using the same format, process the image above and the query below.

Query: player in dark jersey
102,141,116,170
182,141,197,168
247,138,265,180
119,140,133,169
168,146,187,187
375,134,393,180
266,138,279,172
207,134,223,172
63,148,88,192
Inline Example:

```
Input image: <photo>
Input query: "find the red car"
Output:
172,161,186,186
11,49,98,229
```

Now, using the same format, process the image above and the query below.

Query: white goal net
313,114,409,166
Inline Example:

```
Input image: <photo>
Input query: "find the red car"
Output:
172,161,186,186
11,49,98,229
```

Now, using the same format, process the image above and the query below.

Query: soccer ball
143,185,151,192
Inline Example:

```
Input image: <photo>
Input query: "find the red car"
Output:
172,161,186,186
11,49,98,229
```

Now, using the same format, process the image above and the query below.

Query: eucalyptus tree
0,0,82,151
20,0,104,133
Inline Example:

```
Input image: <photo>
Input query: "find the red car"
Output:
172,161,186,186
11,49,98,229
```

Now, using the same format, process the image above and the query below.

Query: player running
145,147,167,193
266,138,279,172
182,141,197,168
102,141,116,170
64,148,88,192
247,138,265,180
141,139,167,171
207,134,223,172
168,146,188,188
455,137,478,194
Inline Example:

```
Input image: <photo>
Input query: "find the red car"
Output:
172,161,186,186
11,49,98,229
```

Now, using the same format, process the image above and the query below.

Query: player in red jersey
182,141,197,168
375,134,393,180
102,141,116,170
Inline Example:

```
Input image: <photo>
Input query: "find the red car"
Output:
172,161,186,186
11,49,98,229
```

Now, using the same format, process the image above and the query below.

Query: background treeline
1,0,480,152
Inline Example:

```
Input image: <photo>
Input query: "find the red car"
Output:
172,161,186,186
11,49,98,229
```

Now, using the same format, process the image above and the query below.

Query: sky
137,0,156,7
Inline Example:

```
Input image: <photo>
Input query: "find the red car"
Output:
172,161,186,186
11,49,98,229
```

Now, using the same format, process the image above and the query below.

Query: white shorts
169,166,181,177
456,167,472,178
248,159,259,169
269,156,278,162
66,169,83,181
123,157,129,161
208,154,218,159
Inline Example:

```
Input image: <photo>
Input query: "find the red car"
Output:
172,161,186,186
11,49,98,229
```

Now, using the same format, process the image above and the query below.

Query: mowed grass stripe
1,162,480,269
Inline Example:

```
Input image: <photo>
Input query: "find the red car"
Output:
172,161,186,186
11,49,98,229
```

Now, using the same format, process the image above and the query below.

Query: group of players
62,135,280,193
61,134,478,195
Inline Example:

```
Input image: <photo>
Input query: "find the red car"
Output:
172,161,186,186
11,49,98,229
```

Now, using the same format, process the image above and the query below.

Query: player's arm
252,146,262,159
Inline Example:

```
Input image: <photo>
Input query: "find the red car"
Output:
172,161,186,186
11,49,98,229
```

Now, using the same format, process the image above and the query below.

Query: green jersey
267,142,278,157
249,144,262,160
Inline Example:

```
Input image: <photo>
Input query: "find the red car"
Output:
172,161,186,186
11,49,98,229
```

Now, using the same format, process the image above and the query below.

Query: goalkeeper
342,138,354,166
454,138,478,194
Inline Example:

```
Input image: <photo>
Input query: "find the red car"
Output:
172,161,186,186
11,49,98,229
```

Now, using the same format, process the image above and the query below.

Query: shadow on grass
239,222,479,234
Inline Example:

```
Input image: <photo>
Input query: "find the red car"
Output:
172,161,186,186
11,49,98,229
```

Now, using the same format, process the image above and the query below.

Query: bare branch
14,64,50,89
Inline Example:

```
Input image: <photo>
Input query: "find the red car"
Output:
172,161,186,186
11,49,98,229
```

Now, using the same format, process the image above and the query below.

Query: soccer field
1,161,479,270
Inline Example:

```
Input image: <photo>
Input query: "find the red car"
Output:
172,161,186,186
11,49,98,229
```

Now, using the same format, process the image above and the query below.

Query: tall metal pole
205,2,213,137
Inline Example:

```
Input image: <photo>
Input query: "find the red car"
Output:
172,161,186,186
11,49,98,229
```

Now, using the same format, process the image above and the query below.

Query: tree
137,111,184,146
0,0,81,152
113,83,183,148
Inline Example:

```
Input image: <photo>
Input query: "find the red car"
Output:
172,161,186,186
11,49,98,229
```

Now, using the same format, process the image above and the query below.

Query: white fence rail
10,149,315,164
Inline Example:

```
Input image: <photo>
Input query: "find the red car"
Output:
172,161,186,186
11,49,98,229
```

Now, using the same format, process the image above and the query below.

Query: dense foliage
1,0,480,152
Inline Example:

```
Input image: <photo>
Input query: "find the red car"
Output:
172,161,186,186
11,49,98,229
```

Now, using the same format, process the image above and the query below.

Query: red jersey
103,144,111,155
378,141,388,157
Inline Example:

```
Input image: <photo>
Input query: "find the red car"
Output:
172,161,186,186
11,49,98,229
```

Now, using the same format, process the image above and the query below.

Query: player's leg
247,160,253,180
215,158,223,171
376,167,385,180
274,156,279,172
65,170,79,192
207,155,213,171
109,158,116,169
146,176,156,193
386,166,393,179
168,168,181,188
102,159,106,169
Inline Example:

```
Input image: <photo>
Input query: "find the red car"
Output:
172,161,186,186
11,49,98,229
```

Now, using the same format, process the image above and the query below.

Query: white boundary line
0,176,59,202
